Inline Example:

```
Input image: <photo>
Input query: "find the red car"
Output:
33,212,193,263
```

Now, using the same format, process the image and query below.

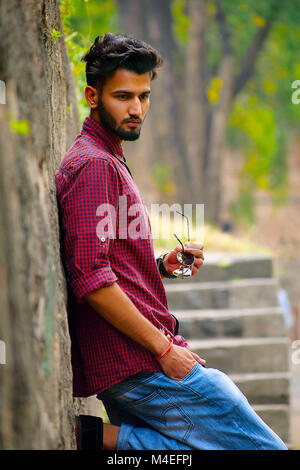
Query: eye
117,94,129,100
140,94,150,101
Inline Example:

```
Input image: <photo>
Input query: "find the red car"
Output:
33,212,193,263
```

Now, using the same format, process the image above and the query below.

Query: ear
85,86,99,109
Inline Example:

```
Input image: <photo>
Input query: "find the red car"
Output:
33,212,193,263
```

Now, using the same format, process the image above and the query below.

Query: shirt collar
81,115,126,163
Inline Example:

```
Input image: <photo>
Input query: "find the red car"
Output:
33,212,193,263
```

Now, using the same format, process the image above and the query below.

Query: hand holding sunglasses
162,211,204,279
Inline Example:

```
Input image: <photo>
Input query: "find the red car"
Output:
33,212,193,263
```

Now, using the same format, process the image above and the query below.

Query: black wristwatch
156,253,176,279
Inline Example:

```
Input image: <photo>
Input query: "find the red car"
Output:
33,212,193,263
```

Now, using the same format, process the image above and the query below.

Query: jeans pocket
118,384,194,443
180,362,199,382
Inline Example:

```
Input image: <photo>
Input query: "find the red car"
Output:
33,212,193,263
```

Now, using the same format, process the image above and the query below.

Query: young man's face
88,68,151,141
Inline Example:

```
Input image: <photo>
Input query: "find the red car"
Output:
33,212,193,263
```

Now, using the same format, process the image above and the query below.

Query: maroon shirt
55,116,188,397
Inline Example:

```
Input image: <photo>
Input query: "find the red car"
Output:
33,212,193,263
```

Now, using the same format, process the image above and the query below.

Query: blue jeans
97,363,287,450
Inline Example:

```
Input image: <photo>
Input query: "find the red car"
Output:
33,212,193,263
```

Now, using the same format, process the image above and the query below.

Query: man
55,33,287,450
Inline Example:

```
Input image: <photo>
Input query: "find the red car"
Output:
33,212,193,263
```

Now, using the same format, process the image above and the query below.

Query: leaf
252,16,266,27
52,28,62,39
10,120,31,136
207,77,223,104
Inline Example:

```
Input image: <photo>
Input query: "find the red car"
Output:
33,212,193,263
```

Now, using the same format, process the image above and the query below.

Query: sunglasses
172,211,195,279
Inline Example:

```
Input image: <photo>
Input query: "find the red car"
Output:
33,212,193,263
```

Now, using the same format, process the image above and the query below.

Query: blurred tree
115,0,300,223
62,0,300,225
202,0,300,224
185,0,207,202
226,0,300,224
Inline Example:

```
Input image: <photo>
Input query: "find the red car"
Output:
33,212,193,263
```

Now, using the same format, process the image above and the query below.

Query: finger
187,252,204,261
191,266,198,276
183,246,204,259
174,244,183,252
194,258,204,267
184,242,204,250
168,245,183,257
191,260,204,275
191,351,206,365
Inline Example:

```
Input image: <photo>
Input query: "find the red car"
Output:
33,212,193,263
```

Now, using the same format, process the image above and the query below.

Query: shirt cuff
70,266,118,303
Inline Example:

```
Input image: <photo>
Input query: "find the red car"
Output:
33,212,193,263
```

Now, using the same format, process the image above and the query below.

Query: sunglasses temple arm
174,233,184,252
175,210,191,242
185,214,190,241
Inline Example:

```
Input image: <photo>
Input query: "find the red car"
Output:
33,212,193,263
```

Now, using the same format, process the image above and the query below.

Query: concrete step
165,278,279,310
162,253,273,284
174,307,286,339
188,337,289,374
252,405,289,444
229,371,290,405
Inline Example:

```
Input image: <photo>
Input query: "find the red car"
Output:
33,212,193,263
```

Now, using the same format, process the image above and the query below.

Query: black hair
81,32,163,90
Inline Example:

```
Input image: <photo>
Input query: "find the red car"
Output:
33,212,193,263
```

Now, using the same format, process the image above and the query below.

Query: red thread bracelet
155,337,173,361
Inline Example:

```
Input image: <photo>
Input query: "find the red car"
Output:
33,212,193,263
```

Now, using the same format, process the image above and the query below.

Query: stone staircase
162,253,290,444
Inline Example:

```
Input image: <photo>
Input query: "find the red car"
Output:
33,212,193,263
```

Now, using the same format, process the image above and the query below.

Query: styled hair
81,32,163,90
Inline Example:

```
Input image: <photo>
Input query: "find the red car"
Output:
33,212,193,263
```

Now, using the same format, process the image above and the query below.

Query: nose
128,97,142,117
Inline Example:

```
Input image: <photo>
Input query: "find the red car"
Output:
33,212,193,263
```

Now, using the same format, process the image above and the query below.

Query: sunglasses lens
176,251,194,266
181,252,194,266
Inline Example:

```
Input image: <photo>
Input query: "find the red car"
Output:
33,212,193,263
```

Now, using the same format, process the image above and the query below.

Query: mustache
121,117,142,124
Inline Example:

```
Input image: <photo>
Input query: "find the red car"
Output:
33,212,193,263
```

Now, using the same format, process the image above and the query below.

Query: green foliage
171,0,189,47
174,0,297,225
66,0,118,39
230,97,279,188
217,0,299,225
229,93,289,224
59,0,118,123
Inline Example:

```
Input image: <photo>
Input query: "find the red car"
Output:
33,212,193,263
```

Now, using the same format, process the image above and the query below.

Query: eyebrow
111,90,151,95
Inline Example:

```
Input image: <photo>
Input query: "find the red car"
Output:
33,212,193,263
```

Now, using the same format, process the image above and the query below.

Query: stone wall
0,0,99,449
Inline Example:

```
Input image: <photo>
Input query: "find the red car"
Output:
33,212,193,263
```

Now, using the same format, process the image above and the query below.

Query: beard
97,99,142,141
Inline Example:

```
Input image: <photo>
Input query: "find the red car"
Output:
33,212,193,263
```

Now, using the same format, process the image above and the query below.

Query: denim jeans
97,363,287,450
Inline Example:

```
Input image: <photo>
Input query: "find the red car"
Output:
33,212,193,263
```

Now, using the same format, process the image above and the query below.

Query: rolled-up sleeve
63,158,119,303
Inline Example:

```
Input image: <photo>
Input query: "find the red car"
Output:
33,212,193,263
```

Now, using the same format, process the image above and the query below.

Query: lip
126,121,140,127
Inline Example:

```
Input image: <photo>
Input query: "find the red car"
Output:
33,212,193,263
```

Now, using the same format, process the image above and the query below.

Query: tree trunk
185,0,207,204
204,54,233,224
116,0,145,39
0,0,98,450
203,1,234,223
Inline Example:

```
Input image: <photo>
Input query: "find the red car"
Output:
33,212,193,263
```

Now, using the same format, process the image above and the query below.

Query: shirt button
100,237,106,242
